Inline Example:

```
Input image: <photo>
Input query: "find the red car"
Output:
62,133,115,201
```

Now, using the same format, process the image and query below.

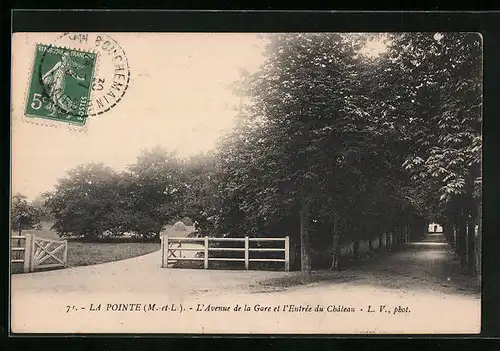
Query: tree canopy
11,193,41,231
38,32,481,277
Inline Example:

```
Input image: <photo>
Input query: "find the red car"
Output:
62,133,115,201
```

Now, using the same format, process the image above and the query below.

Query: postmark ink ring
25,33,130,126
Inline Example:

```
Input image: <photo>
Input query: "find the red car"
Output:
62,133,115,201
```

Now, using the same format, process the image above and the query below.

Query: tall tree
11,193,41,233
31,192,54,222
124,147,186,241
391,32,482,273
181,152,218,234
221,33,389,280
46,163,123,240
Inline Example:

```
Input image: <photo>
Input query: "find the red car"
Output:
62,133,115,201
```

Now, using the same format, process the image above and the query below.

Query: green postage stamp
25,44,97,126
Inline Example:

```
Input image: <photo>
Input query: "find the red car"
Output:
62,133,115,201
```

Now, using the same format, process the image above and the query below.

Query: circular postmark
36,33,130,120
57,33,131,117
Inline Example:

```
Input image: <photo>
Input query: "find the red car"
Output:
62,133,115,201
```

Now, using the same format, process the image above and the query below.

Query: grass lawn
16,221,61,240
11,222,195,271
66,241,160,267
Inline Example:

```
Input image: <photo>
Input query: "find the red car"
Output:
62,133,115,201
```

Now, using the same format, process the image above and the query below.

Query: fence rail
10,235,30,272
161,236,290,271
10,233,68,273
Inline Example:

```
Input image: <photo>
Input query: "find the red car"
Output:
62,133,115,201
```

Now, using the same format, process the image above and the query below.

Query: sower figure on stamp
42,52,85,116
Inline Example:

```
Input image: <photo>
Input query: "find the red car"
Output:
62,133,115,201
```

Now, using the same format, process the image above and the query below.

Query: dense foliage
11,193,41,231
28,33,481,278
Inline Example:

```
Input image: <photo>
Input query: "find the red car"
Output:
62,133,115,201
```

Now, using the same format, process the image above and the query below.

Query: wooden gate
30,236,68,271
10,234,68,273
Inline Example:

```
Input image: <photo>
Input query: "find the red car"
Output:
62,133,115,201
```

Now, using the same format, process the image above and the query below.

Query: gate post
284,236,290,272
204,236,209,269
23,234,32,273
29,234,36,272
160,236,164,268
244,237,249,270
164,236,169,268
63,240,68,267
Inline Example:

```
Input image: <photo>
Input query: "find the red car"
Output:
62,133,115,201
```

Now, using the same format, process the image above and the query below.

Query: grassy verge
11,223,194,272
66,241,160,267
10,242,160,273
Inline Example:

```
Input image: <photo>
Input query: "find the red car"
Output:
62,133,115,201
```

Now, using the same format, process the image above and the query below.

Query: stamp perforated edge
19,42,100,132
18,33,132,130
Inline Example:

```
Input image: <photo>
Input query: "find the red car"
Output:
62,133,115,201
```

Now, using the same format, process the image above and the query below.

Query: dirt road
11,232,480,334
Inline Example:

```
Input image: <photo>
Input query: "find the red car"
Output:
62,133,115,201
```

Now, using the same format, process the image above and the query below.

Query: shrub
181,217,194,226
173,221,187,231
188,231,201,238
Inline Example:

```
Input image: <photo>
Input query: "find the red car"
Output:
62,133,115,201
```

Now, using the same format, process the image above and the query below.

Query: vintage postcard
10,32,482,334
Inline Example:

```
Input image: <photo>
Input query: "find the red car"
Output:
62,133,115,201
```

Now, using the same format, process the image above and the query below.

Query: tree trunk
443,222,451,246
453,220,459,255
299,198,312,282
464,171,477,275
467,221,475,274
330,210,341,270
378,233,384,251
452,225,456,253
289,241,298,271
352,239,359,259
368,238,373,255
457,215,467,268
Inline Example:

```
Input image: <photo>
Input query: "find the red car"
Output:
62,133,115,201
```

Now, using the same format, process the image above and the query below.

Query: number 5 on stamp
25,44,97,126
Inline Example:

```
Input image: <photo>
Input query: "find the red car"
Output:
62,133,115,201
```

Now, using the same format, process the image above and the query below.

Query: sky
12,33,266,200
360,36,388,57
11,32,388,201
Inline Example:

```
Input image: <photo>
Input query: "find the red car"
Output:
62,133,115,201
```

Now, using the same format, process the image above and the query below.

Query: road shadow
253,238,480,297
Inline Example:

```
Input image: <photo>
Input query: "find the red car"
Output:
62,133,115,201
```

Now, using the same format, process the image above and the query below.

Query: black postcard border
5,9,500,347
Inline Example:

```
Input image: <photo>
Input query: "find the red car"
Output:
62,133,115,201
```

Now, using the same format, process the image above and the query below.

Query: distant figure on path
433,225,438,233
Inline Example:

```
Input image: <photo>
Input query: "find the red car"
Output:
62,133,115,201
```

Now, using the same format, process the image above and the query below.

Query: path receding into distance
11,232,480,334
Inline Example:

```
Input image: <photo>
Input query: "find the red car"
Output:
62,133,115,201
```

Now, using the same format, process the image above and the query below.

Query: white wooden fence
10,233,68,273
11,235,30,273
161,236,290,271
